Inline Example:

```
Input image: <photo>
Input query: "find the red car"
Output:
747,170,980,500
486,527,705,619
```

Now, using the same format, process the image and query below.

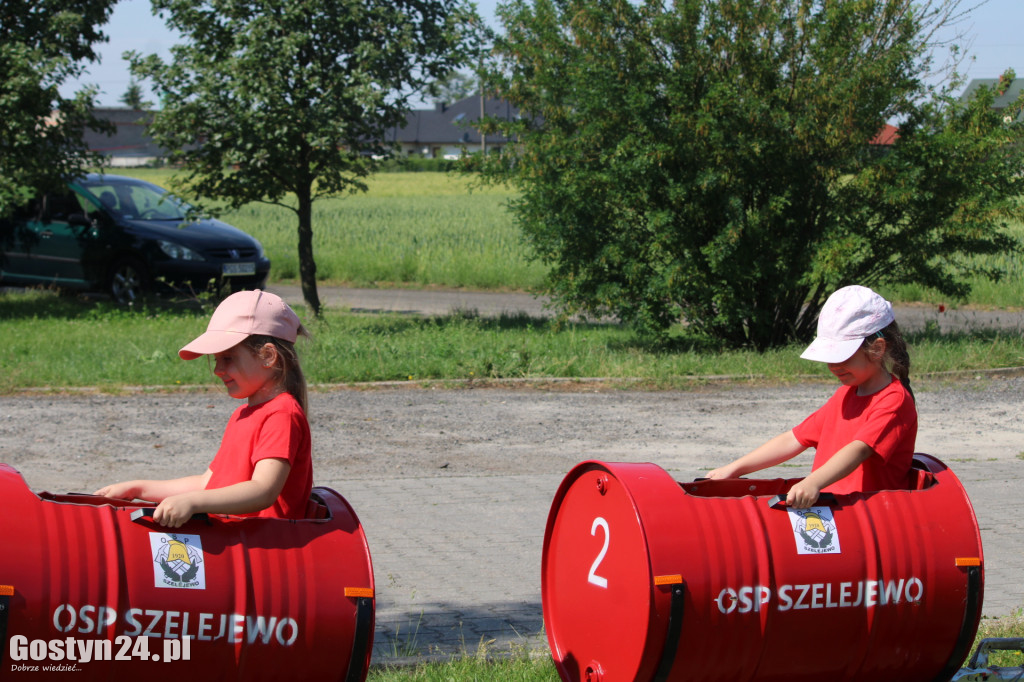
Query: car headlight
159,240,205,261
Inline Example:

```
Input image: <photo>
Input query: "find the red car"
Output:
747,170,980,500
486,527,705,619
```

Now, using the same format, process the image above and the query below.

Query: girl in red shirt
96,289,312,527
707,285,916,508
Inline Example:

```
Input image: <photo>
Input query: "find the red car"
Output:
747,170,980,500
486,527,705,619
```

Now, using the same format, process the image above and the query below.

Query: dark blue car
0,174,270,303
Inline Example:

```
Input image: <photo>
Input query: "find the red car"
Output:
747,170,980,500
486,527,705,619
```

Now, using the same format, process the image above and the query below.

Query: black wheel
108,258,150,304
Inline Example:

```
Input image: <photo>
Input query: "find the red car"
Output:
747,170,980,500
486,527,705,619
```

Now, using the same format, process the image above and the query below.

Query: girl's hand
785,480,821,508
93,482,140,500
706,465,737,480
153,494,199,528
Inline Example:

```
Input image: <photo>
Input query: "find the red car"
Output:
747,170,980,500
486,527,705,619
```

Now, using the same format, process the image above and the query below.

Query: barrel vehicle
0,463,374,681
542,454,985,682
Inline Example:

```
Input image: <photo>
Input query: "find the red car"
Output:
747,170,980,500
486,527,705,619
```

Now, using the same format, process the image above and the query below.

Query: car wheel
108,258,149,304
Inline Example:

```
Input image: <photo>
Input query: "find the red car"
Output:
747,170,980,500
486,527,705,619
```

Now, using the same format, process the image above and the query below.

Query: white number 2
588,517,610,588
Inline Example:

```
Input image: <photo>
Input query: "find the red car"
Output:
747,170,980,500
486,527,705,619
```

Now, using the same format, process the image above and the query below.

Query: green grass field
117,168,546,291
109,168,1024,308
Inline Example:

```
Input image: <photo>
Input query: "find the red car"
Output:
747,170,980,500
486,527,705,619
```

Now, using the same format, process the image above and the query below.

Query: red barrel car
542,454,984,682
0,463,374,681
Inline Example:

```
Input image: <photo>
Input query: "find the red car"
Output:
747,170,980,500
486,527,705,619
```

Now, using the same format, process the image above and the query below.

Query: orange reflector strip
344,587,375,598
654,575,683,586
955,557,982,567
0,585,13,596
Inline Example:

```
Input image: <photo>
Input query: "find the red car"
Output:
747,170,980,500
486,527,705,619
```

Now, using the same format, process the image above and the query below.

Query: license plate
222,262,256,276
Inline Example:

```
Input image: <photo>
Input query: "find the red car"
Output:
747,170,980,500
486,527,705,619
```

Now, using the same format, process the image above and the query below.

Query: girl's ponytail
244,327,311,414
879,321,913,402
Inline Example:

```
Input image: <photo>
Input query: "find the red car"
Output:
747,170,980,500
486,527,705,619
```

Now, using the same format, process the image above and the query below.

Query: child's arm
152,458,291,528
785,440,874,508
94,471,212,503
707,430,806,479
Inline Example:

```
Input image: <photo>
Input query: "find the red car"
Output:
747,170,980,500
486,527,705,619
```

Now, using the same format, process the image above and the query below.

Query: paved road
267,285,1024,334
267,285,556,320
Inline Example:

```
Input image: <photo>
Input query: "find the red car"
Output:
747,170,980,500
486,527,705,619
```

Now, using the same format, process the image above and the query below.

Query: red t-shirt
206,392,312,519
792,378,917,494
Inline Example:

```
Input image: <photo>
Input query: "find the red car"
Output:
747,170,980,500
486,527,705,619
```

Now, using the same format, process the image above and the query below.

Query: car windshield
81,179,189,221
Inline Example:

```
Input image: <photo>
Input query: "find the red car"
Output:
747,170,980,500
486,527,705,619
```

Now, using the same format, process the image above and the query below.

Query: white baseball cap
800,285,894,363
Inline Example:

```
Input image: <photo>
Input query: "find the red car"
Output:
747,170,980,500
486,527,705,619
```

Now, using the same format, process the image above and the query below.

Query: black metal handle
768,492,838,509
934,565,984,681
0,588,11,668
652,581,686,682
344,596,375,682
130,507,210,523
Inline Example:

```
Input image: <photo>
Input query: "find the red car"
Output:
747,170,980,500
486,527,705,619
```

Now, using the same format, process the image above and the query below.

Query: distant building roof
869,123,899,146
85,100,522,159
386,96,520,146
958,78,1024,109
83,107,166,158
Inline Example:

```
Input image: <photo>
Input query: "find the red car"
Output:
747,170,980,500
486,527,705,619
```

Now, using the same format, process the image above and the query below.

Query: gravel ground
2,375,1022,492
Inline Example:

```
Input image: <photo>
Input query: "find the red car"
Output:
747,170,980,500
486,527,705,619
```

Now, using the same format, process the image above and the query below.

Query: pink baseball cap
179,290,301,360
800,285,894,363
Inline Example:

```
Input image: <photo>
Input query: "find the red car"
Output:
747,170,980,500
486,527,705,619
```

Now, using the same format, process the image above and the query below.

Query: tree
119,78,152,110
476,0,1024,348
0,0,115,214
427,69,478,105
129,0,483,315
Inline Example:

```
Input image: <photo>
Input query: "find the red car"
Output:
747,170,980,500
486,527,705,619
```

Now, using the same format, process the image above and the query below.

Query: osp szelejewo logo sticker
149,533,206,589
788,506,842,555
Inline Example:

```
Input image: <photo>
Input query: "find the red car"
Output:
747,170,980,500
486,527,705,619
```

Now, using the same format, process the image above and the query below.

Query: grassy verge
1,290,1022,393
364,611,1024,681
369,651,559,682
973,610,1024,668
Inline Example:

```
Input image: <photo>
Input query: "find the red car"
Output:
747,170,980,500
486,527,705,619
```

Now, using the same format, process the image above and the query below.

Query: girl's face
212,343,280,405
827,340,888,395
